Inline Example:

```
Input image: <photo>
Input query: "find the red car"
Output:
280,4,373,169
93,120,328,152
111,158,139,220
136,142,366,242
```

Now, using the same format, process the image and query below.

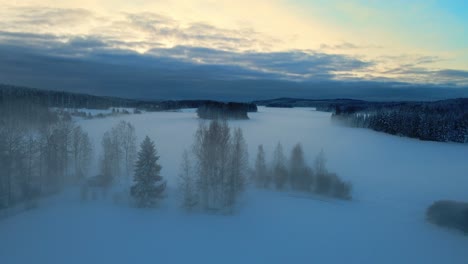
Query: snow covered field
1,107,468,264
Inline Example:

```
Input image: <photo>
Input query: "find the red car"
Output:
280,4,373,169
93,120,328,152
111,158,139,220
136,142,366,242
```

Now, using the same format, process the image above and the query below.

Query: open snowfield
1,107,468,264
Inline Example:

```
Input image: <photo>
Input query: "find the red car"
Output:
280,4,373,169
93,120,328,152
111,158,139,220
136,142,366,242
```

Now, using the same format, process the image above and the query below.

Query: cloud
1,6,277,52
8,6,93,26
0,42,467,101
0,5,466,87
376,66,468,86
437,69,468,79
109,12,277,51
320,42,383,51
147,46,372,80
0,6,96,35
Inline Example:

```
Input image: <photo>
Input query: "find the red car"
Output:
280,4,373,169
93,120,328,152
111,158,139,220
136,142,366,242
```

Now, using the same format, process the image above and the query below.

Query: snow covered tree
131,136,166,207
272,142,288,190
254,145,268,188
178,150,198,210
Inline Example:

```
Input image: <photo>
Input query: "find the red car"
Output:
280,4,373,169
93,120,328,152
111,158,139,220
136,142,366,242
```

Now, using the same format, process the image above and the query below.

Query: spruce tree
131,136,166,207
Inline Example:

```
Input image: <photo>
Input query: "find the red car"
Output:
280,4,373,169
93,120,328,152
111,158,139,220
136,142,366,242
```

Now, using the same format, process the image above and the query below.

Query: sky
0,0,467,88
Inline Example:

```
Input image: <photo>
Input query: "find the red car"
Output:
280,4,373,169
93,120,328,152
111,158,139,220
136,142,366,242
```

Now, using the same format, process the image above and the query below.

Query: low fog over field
1,107,467,264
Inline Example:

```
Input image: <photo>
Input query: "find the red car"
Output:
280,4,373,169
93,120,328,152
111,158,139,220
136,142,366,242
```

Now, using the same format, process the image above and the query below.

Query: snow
1,107,468,264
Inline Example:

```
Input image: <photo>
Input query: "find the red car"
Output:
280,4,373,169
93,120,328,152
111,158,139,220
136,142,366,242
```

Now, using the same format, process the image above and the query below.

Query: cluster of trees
332,99,468,143
64,108,136,120
81,120,138,201
178,120,249,213
99,121,137,186
0,100,93,211
426,200,468,234
80,121,166,207
1,96,353,214
197,102,257,120
253,143,352,200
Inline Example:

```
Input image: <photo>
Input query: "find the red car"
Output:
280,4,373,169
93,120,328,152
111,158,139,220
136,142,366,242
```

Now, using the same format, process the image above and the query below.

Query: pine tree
131,136,166,207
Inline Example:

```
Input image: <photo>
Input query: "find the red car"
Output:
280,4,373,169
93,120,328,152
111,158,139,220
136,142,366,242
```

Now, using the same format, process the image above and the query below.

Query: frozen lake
1,107,467,264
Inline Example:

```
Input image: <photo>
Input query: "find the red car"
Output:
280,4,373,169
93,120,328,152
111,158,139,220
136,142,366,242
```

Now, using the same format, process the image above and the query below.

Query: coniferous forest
331,99,468,143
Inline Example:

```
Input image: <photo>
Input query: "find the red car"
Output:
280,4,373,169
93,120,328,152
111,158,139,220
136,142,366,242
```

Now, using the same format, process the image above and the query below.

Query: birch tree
254,145,268,188
272,142,288,190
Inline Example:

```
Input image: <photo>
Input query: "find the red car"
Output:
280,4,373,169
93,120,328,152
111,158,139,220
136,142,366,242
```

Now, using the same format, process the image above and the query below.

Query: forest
0,84,257,113
331,99,468,143
256,97,468,143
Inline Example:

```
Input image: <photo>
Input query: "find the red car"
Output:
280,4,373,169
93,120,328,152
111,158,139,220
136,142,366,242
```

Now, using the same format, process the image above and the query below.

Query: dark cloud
147,46,371,80
437,69,468,79
0,42,467,101
0,31,66,51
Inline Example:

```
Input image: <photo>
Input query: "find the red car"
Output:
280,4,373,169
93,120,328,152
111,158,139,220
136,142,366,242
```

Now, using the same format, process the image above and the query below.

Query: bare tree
191,120,247,212
272,142,288,190
71,126,93,183
254,145,268,188
178,150,198,210
111,121,137,184
100,131,119,187
226,128,249,209
0,120,25,208
314,149,327,176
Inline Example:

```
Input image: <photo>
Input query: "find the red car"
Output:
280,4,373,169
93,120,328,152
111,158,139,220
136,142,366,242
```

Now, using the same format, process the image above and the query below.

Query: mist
2,105,466,263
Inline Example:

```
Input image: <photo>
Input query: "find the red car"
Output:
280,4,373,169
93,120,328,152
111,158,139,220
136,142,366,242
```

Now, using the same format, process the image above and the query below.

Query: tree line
0,84,258,114
252,143,352,200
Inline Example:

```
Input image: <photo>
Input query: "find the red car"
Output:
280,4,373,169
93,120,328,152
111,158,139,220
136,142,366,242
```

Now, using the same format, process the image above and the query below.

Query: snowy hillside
1,107,467,264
